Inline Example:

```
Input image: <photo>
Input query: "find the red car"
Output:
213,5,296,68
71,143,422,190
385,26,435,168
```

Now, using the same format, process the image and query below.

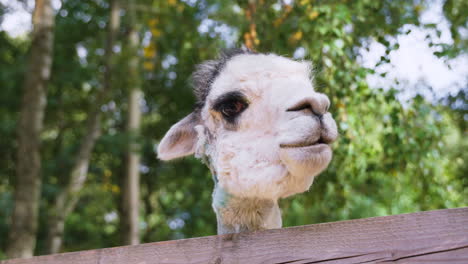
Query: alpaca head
158,49,338,201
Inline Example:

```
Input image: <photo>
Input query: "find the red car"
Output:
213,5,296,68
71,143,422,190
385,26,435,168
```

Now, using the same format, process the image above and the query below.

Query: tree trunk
6,0,55,259
44,0,121,254
120,0,141,245
121,89,142,245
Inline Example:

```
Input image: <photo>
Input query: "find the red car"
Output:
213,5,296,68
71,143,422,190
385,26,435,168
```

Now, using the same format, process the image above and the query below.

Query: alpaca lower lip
279,141,324,148
280,143,330,153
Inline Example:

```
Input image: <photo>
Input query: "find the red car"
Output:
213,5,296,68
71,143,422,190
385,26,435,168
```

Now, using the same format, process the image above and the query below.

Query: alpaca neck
211,184,282,234
198,149,282,234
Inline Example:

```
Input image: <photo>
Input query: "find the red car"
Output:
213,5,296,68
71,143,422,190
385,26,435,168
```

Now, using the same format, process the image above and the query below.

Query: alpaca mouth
279,138,326,148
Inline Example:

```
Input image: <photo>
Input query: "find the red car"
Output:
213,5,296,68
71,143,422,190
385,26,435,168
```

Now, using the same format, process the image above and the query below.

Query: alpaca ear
157,112,200,160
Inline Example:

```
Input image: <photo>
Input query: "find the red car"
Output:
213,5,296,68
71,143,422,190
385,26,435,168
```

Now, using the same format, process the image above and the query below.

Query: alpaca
157,49,338,234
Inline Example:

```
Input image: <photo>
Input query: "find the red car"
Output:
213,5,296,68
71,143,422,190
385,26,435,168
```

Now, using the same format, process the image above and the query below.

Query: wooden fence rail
2,207,467,264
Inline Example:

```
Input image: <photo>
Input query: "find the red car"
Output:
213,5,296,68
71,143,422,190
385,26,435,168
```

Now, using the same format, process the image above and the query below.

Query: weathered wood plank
3,207,467,264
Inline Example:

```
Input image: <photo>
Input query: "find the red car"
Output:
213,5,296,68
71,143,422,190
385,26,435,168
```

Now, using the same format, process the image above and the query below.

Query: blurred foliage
0,0,466,257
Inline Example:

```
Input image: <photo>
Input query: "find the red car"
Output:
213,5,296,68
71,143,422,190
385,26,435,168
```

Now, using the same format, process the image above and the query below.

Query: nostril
286,100,326,119
287,96,328,116
286,102,312,112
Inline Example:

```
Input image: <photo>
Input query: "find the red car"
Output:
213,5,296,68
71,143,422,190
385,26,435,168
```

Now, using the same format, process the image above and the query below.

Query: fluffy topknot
192,48,256,111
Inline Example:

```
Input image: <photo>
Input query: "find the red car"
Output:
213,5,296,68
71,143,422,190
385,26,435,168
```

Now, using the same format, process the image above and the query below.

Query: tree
44,0,121,254
119,0,142,245
6,0,55,258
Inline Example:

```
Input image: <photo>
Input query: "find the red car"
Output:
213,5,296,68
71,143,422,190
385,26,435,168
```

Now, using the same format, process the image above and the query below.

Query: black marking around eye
213,91,246,110
212,91,248,124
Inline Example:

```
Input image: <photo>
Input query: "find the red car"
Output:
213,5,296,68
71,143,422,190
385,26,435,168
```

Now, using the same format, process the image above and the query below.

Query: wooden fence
2,207,467,264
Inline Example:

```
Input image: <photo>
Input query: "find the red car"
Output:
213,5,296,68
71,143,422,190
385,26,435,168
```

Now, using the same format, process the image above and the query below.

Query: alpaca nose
286,93,330,117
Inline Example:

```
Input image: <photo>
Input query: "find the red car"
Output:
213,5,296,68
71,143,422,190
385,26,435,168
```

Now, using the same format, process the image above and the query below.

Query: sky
359,0,467,101
1,0,466,101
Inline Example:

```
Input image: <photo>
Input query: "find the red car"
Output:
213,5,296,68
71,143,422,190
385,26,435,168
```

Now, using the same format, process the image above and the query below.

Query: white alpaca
158,49,338,234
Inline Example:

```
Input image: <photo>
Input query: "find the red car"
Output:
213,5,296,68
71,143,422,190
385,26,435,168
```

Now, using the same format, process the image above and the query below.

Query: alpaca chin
279,144,332,197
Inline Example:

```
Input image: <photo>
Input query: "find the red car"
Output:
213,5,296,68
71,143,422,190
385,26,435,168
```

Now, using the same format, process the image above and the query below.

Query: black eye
220,100,247,119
